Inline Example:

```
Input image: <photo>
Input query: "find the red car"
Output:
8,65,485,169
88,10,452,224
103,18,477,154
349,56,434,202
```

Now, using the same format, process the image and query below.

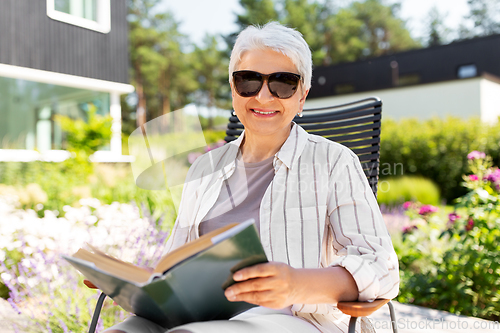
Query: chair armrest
83,279,98,289
337,299,390,317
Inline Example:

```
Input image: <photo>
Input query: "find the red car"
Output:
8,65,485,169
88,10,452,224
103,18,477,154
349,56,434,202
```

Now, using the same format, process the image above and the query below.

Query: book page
73,248,151,283
153,223,238,274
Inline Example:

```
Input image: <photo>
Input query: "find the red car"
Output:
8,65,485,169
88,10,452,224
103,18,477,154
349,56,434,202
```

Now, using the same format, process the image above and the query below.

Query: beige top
199,151,275,236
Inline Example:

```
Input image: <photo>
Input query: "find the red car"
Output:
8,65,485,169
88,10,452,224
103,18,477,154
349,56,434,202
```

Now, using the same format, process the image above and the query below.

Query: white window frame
46,0,111,34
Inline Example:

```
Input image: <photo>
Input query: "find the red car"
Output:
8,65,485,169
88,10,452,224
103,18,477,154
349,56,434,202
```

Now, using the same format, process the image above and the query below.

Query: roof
308,34,500,99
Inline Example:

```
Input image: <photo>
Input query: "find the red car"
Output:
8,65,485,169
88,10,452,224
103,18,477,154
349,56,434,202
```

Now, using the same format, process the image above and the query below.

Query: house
0,0,134,162
305,34,500,123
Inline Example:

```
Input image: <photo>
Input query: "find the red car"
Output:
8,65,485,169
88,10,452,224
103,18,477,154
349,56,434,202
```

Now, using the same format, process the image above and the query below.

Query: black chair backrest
224,97,382,197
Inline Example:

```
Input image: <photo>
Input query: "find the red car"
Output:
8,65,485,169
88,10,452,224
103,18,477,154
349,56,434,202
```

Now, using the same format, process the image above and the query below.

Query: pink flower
468,174,479,181
187,152,202,164
403,201,413,210
467,151,486,160
465,218,474,231
418,204,438,215
402,225,418,234
205,140,226,152
448,212,460,224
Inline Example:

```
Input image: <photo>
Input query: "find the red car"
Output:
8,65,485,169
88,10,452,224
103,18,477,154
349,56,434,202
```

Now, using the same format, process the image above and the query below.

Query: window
399,73,421,86
457,64,478,79
334,83,355,95
47,0,111,33
0,76,110,151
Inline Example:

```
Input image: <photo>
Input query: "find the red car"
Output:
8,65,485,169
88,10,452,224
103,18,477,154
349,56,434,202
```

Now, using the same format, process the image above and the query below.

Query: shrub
396,152,500,321
380,117,500,203
377,176,440,206
54,107,112,157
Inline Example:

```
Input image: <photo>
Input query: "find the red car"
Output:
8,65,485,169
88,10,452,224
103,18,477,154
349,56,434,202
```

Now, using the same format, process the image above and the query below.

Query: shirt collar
228,122,309,171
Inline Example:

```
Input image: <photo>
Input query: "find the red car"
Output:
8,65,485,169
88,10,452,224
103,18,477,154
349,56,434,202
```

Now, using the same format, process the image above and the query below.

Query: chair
225,97,398,333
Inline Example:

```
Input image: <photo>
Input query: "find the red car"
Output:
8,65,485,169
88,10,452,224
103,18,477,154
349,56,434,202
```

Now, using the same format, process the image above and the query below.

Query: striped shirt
163,123,399,333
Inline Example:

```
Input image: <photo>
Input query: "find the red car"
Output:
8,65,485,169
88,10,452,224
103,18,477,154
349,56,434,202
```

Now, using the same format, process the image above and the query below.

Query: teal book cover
63,220,268,328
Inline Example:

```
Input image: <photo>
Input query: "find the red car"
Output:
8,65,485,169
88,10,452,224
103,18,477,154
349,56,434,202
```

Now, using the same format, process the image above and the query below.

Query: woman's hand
224,262,299,309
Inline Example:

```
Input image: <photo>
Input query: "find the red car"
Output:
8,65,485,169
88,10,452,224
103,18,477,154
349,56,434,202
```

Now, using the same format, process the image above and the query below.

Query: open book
63,219,267,328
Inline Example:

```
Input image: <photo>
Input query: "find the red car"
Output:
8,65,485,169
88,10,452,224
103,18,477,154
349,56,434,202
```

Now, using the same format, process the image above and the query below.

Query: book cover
63,220,268,328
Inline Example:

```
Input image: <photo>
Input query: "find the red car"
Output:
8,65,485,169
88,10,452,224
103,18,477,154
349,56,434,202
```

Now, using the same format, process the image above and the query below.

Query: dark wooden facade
309,34,500,99
0,0,128,84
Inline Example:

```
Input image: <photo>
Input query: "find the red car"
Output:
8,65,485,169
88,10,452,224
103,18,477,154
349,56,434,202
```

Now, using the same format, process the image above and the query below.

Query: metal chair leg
89,292,107,333
348,316,358,333
387,301,398,333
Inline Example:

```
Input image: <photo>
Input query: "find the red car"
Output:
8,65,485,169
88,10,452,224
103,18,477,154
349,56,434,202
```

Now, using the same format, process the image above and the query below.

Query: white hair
229,22,312,91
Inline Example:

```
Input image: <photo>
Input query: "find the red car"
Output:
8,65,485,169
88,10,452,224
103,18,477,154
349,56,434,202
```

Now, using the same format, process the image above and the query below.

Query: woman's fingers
233,262,283,281
225,262,297,308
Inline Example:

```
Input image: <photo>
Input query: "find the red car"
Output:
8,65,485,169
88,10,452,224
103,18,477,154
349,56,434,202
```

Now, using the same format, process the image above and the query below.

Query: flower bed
0,195,170,332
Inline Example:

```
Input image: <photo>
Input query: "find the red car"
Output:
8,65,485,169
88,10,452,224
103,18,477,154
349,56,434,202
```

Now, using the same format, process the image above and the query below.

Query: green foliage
234,0,420,66
396,154,500,320
237,0,279,28
377,176,441,206
54,108,112,156
458,0,500,38
380,117,500,203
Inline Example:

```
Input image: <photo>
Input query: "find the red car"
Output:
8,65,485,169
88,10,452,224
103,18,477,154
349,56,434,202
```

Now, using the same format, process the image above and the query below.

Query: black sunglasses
232,70,301,99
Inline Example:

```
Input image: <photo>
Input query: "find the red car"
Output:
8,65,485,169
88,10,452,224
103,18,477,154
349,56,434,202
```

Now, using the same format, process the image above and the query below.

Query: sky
158,0,471,46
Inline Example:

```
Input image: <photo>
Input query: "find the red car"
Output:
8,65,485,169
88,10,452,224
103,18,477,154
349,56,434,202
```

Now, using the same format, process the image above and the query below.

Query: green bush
380,117,500,203
377,176,441,206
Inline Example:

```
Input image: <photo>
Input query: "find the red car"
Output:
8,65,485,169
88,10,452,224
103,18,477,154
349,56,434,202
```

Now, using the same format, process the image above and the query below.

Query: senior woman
105,22,399,333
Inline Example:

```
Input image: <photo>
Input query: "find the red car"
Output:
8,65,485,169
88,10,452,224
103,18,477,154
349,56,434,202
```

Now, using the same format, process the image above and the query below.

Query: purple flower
467,150,486,160
448,212,460,224
418,204,438,215
7,297,21,315
468,174,479,181
486,168,500,183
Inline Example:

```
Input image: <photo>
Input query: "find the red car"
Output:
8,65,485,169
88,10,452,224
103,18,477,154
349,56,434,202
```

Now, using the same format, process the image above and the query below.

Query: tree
461,0,500,37
128,0,198,129
426,6,449,47
192,35,231,129
322,6,367,65
232,0,420,66
237,0,279,29
350,0,420,58
128,0,162,128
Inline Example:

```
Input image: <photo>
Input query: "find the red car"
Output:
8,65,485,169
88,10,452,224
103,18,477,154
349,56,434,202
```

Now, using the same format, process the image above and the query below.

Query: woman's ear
298,88,310,111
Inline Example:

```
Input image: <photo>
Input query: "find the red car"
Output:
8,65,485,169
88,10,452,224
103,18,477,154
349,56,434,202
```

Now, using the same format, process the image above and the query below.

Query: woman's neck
239,125,291,163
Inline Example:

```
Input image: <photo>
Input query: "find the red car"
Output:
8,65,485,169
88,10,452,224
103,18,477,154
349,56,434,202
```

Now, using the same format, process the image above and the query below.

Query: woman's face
231,48,309,139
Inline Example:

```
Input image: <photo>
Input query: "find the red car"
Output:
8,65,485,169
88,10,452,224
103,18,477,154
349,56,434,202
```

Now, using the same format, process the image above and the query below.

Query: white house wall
305,77,485,121
480,79,500,124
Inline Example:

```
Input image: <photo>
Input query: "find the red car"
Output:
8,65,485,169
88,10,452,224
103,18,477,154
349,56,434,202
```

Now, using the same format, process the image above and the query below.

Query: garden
1,116,500,331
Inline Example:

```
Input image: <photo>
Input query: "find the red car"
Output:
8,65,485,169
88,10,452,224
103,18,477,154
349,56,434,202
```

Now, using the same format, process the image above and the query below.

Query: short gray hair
229,22,312,91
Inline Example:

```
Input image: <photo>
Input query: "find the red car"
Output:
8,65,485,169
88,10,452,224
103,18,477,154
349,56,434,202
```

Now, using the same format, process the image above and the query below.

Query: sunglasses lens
269,73,300,99
233,72,263,97
233,71,301,98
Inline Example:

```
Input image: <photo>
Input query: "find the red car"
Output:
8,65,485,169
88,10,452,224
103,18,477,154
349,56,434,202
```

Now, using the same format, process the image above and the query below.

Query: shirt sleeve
327,149,399,301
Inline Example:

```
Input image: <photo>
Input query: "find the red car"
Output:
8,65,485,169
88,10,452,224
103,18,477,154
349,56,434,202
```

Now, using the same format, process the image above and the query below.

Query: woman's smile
251,108,279,116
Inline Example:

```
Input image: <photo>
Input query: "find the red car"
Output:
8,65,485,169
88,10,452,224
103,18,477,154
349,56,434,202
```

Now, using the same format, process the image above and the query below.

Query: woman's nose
255,80,275,103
